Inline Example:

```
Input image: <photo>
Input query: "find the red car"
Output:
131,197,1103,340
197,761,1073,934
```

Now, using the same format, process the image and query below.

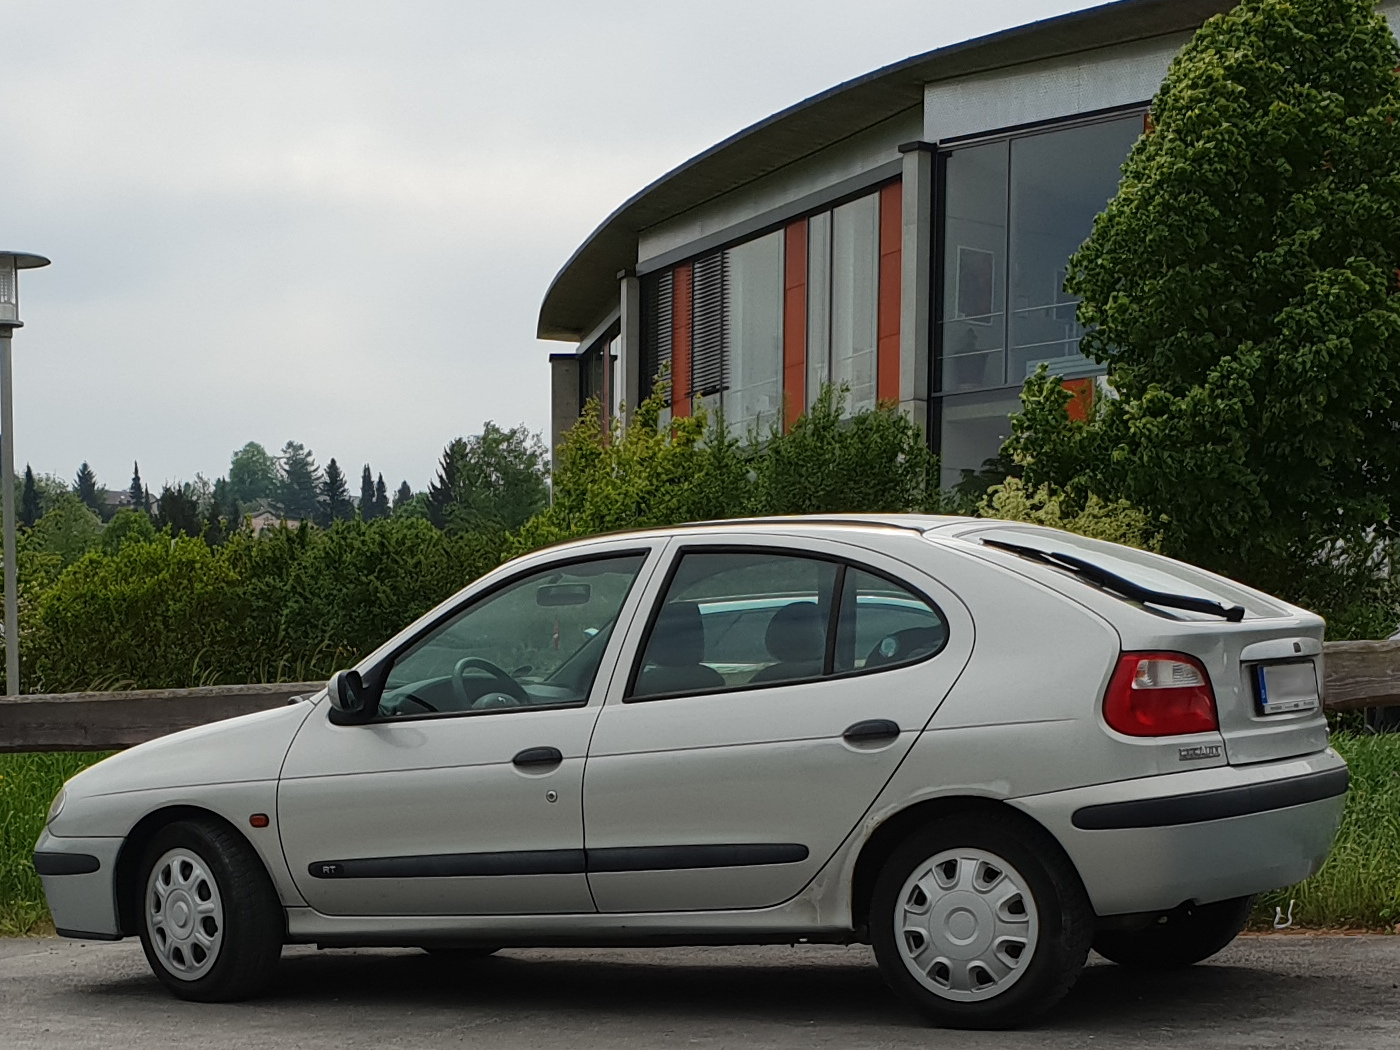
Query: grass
0,751,109,935
0,736,1396,935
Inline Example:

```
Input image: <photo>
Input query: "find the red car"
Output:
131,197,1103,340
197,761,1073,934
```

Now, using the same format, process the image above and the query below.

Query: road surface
1,935,1397,1049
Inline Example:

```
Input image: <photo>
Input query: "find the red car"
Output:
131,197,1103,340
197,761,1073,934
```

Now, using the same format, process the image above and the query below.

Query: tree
32,493,103,568
359,465,377,520
203,498,227,548
393,481,412,512
278,441,320,522
21,464,40,528
154,484,202,539
374,474,390,519
426,422,549,533
1009,0,1400,600
102,506,157,554
320,458,352,525
128,462,146,514
74,462,101,516
227,442,281,506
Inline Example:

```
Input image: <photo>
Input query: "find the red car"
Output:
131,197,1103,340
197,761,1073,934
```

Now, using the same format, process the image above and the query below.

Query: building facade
538,0,1400,490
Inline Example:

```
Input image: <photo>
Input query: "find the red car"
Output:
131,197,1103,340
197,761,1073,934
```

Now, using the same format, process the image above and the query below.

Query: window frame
622,543,949,705
359,547,654,726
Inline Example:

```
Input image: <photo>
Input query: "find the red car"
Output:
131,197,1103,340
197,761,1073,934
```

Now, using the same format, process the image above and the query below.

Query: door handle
512,746,563,768
843,719,900,743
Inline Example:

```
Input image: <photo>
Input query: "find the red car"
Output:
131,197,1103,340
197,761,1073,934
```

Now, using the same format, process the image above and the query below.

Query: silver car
34,516,1348,1029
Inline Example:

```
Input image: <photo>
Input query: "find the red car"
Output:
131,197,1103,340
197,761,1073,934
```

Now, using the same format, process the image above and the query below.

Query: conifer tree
320,458,352,524
21,464,41,527
374,473,390,519
394,480,412,511
278,441,321,521
359,465,376,519
128,462,145,513
75,462,101,515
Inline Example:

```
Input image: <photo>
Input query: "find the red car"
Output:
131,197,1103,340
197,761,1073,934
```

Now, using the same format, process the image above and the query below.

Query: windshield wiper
981,538,1246,622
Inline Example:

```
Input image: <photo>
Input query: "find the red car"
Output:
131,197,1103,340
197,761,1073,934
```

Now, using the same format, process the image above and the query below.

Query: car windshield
965,526,1287,620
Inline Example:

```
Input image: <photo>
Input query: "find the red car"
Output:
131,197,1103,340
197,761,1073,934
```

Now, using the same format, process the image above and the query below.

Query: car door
278,542,659,917
582,533,974,913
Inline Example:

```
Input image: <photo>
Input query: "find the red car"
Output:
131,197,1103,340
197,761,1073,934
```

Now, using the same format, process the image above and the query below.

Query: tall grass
0,752,109,935
1256,732,1400,929
0,736,1395,936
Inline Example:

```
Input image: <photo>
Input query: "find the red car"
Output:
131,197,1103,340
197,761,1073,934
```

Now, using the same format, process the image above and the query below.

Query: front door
279,547,656,916
583,536,974,913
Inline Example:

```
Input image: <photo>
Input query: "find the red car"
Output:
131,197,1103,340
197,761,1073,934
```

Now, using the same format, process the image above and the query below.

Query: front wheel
137,819,284,1001
1093,896,1255,969
870,813,1094,1029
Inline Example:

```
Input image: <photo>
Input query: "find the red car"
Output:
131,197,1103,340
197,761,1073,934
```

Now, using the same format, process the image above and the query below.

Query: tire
136,818,284,1002
1093,896,1255,970
869,812,1094,1030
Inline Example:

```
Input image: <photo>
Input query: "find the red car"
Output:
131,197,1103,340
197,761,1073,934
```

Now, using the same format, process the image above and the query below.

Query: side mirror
328,669,372,723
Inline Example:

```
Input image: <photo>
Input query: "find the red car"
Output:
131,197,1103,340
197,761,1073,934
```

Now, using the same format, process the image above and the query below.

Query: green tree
154,484,202,539
374,474,390,519
20,465,40,528
320,458,352,525
102,506,158,554
426,422,549,533
393,480,412,512
278,441,320,522
128,462,145,514
1010,0,1400,601
31,493,103,568
74,462,101,516
359,465,377,520
227,442,281,507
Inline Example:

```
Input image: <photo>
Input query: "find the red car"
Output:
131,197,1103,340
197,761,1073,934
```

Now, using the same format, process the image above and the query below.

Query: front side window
629,550,947,701
378,554,647,718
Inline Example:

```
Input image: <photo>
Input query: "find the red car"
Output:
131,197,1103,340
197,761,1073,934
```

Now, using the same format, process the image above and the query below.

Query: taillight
1103,651,1218,737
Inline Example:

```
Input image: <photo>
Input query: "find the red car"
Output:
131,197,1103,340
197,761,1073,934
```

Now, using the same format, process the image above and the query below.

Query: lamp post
0,251,51,696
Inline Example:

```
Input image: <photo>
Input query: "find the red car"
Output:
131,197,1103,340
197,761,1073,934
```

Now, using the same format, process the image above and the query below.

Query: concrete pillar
618,271,642,426
898,142,935,433
548,353,580,476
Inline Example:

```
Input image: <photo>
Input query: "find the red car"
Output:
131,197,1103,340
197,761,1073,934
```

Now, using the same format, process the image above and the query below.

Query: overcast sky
2,0,1098,495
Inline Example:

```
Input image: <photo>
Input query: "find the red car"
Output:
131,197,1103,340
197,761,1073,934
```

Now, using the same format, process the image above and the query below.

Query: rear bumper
32,830,124,939
1011,749,1348,916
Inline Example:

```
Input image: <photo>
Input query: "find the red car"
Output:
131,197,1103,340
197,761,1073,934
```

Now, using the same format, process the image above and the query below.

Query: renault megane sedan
34,515,1348,1028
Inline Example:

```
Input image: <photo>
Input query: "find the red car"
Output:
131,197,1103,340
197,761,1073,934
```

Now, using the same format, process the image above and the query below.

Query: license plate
1254,660,1320,715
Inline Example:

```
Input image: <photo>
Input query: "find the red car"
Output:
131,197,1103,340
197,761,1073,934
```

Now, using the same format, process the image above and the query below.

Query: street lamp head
0,252,51,328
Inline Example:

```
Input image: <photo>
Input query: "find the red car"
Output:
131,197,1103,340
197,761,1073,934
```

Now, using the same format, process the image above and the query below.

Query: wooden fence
2,640,1399,753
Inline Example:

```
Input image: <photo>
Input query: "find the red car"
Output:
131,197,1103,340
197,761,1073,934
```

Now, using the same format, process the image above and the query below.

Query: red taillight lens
1103,651,1219,737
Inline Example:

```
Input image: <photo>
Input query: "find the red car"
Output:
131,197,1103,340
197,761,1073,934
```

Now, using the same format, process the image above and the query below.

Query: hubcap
145,848,224,981
895,847,1039,1002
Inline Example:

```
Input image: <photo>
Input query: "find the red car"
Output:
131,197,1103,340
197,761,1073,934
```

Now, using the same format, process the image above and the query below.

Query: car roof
535,514,985,553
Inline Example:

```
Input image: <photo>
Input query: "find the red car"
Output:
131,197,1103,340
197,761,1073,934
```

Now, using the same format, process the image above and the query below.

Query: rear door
582,534,974,913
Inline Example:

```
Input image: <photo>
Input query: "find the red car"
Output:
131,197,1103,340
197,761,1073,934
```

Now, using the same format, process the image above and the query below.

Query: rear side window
628,549,947,701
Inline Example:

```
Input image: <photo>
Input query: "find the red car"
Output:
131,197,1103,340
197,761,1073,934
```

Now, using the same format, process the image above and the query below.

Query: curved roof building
539,0,1397,489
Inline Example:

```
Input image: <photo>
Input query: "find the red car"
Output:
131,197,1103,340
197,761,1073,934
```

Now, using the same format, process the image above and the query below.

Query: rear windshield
964,526,1289,620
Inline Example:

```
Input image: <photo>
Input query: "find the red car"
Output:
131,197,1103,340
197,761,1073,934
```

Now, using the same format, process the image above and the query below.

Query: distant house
242,499,299,535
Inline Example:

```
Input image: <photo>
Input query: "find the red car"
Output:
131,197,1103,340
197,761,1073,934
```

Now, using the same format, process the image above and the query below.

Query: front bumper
32,830,124,939
1012,749,1348,916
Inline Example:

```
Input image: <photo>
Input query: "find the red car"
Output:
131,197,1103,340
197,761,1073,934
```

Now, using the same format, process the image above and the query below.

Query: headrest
647,602,706,667
765,601,826,664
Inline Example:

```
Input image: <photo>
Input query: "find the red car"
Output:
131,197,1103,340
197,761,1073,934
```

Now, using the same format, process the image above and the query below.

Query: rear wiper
981,538,1246,622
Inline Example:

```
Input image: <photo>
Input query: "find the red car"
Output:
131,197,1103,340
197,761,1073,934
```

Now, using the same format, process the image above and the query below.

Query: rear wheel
870,813,1094,1029
137,819,283,1002
1093,896,1255,969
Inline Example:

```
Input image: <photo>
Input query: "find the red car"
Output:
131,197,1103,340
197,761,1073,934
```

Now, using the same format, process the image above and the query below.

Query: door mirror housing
328,669,373,724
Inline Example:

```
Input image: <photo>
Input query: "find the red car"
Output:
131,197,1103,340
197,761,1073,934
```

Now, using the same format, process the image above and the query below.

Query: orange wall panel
783,221,808,431
1063,377,1094,422
672,263,693,419
877,180,902,404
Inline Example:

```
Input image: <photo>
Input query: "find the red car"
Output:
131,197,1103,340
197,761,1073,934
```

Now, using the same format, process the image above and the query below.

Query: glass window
831,194,880,414
940,141,1009,393
1007,115,1142,383
724,231,784,435
379,554,647,718
806,210,832,406
630,551,839,699
938,389,1023,491
834,569,947,674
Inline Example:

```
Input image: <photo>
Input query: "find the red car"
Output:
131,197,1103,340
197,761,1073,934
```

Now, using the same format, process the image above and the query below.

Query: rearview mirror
537,583,591,607
328,669,372,722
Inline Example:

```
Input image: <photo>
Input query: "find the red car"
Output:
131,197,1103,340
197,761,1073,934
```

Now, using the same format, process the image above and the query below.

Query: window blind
690,250,729,396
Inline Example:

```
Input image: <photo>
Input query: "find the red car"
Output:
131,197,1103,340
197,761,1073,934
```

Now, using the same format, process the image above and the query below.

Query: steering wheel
452,656,531,709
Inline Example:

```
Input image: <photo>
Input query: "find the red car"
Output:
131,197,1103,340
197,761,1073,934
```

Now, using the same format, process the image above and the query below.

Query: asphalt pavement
1,935,1397,1049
